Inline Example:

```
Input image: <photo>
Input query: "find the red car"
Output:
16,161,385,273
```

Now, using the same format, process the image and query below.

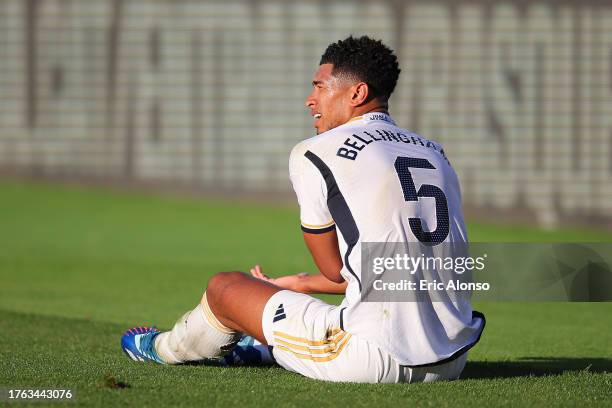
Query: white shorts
261,290,468,384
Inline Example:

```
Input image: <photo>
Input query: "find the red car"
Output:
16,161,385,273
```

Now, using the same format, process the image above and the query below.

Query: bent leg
256,290,401,383
206,271,282,344
152,271,281,364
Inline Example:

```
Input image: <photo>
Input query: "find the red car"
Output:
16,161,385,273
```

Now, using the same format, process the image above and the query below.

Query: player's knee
205,271,247,305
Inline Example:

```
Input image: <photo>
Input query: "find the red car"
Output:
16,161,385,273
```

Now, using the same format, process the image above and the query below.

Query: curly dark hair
319,35,400,102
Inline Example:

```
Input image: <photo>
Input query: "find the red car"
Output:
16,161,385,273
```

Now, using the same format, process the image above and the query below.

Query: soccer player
122,36,485,383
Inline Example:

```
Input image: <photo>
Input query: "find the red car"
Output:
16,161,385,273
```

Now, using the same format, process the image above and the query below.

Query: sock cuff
201,292,236,335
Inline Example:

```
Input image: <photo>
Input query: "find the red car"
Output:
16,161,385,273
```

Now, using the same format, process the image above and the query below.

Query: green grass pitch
0,180,611,407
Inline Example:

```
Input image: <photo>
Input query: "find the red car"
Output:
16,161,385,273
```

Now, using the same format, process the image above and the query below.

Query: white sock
154,293,241,364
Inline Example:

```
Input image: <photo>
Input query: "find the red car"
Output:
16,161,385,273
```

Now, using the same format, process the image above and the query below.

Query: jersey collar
347,112,396,126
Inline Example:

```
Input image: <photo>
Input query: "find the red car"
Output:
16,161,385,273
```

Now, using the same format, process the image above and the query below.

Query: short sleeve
289,144,335,234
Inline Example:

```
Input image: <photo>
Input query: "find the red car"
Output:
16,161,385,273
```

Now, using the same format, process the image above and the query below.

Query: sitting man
121,35,485,384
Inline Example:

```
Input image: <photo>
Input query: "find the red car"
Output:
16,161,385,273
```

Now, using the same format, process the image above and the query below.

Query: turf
0,179,611,407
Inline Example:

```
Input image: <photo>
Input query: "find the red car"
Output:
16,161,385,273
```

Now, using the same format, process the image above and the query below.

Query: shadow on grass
462,357,612,379
186,357,612,379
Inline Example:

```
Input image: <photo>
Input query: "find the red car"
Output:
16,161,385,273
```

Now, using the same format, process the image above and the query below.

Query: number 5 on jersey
394,157,450,245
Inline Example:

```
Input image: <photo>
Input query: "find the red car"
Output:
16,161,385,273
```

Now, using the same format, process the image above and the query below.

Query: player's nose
304,92,315,109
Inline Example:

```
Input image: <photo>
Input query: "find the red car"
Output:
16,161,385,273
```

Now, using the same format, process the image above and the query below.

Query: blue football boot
223,335,275,366
121,326,165,364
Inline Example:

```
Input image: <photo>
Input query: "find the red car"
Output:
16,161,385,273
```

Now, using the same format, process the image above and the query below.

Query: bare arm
251,266,347,294
250,228,347,294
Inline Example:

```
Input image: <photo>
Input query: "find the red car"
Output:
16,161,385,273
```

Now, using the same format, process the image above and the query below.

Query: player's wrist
288,274,306,293
282,274,308,293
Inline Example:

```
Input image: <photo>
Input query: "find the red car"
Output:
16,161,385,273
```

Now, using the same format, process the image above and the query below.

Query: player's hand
249,265,308,291
249,264,273,282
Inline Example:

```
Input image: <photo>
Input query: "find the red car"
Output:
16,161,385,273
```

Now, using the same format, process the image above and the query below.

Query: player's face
305,64,354,134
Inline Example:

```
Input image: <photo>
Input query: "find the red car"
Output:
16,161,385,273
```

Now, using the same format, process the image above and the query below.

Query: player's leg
205,271,281,343
259,290,404,383
122,271,281,364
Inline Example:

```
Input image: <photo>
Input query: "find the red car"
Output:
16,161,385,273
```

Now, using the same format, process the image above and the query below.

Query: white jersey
289,112,485,366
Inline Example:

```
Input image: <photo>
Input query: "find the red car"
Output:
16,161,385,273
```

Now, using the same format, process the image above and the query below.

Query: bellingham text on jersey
336,128,449,162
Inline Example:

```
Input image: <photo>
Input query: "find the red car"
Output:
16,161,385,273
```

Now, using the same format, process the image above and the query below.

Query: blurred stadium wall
1,0,611,228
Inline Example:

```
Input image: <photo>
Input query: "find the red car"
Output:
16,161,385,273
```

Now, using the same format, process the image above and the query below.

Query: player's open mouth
314,114,322,119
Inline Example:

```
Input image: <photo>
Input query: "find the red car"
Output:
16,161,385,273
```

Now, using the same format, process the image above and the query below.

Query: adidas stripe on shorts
261,290,468,383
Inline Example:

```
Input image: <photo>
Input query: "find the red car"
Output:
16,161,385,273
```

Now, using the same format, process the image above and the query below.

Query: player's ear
349,82,369,106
